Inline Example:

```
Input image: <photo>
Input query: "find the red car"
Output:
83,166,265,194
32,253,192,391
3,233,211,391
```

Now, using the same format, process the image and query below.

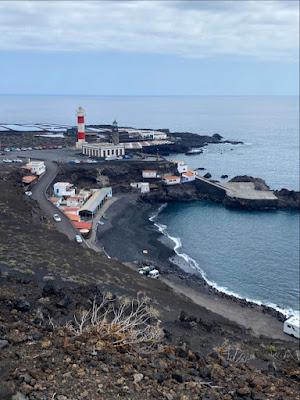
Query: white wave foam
149,206,298,318
149,203,168,222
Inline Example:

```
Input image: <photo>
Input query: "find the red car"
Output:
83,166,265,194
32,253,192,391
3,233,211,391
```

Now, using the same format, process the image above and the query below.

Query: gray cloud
0,0,298,60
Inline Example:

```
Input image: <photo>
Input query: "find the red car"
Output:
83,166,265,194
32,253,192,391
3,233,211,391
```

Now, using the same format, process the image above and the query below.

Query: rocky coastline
142,178,300,211
142,131,243,155
55,162,299,211
96,195,292,325
2,164,299,399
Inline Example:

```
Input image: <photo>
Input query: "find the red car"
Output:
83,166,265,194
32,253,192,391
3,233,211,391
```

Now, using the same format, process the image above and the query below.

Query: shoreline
95,194,296,339
149,204,297,319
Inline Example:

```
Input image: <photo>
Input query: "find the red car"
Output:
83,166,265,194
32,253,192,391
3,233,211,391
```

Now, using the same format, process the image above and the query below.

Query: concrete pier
195,174,278,209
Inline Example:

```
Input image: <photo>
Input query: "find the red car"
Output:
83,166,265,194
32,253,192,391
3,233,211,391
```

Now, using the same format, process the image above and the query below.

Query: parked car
25,191,32,196
53,214,61,222
75,235,83,244
139,265,155,274
138,265,160,278
149,269,160,279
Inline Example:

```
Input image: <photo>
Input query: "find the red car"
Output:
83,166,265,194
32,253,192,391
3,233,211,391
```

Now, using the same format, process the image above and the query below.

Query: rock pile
0,273,299,400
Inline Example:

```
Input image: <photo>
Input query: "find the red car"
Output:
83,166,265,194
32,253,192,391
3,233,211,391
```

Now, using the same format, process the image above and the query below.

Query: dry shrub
216,339,253,364
64,293,163,350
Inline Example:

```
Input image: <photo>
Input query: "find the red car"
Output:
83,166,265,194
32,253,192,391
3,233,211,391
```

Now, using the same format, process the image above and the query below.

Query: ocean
0,95,299,314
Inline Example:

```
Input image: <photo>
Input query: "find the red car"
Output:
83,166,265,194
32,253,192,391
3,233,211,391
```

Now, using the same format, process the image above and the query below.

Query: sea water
0,95,298,313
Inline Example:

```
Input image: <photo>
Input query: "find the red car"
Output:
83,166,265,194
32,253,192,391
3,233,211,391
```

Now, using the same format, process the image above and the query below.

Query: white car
13,159,23,163
3,159,12,163
138,266,152,275
25,191,32,196
53,214,61,222
75,235,83,243
149,269,160,279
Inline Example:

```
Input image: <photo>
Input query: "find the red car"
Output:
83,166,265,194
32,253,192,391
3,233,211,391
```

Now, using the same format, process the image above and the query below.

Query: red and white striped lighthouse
76,106,86,148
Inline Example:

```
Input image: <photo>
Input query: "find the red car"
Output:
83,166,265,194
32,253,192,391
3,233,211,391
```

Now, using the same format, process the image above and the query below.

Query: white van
283,314,300,339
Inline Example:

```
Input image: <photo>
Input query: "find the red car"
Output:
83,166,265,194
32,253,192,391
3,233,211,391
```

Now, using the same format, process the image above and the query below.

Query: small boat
185,148,203,155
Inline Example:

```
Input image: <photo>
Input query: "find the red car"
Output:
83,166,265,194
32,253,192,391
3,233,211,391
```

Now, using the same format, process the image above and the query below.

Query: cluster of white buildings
137,130,168,140
75,106,170,157
130,160,195,192
50,181,112,235
139,160,196,187
118,128,168,141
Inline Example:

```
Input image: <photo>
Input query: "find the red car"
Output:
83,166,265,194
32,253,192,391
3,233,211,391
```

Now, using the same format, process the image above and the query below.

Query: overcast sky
0,0,298,95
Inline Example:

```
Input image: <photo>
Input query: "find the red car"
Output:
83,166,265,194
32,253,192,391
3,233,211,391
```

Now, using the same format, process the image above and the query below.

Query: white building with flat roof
130,182,150,193
142,170,158,179
53,182,76,197
163,175,181,185
25,160,46,176
82,143,125,159
79,187,112,218
139,130,168,140
181,170,196,183
66,195,85,207
174,160,188,174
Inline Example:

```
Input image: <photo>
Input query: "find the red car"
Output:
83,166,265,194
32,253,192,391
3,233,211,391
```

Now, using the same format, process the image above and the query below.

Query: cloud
0,0,298,60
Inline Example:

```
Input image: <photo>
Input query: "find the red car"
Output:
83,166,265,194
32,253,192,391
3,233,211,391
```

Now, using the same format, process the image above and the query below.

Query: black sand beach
95,194,294,340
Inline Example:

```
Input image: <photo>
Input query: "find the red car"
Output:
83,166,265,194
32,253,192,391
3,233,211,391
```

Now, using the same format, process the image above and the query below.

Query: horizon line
0,93,298,97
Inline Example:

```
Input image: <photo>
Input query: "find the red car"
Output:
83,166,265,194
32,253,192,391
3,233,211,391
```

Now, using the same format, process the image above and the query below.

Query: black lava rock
14,300,30,312
172,372,184,383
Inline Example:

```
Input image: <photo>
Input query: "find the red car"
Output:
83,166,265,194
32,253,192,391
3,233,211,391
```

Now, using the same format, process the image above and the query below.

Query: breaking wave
149,204,298,319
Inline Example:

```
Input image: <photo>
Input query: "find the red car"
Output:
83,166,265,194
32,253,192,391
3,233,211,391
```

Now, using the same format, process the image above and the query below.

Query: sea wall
223,196,279,210
194,178,227,201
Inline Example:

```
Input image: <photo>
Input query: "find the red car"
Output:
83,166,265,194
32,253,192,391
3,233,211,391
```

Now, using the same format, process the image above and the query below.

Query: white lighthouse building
76,106,87,149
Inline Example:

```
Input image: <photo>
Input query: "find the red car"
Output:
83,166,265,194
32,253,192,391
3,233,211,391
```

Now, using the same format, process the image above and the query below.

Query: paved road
31,161,78,240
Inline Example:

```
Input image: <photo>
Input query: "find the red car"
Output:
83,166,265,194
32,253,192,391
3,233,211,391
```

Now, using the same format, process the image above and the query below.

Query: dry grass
215,339,253,364
63,293,164,350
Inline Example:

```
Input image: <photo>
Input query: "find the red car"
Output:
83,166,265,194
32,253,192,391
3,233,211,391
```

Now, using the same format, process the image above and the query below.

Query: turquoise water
156,203,299,314
0,95,298,313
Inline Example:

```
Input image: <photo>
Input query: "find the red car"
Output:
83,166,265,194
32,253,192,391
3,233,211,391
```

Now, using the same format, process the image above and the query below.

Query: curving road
31,161,78,240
